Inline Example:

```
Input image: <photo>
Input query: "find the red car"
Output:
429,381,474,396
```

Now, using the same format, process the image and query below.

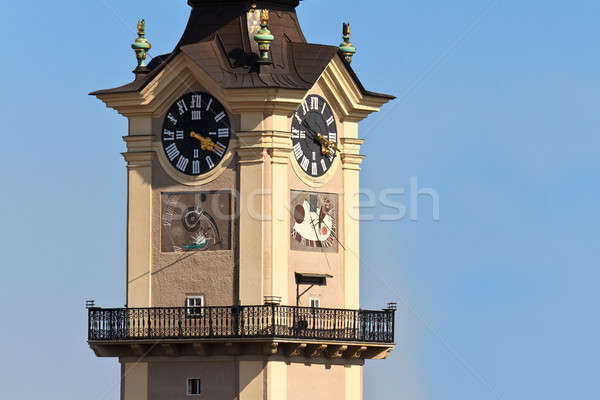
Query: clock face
161,192,232,253
290,190,338,252
291,95,338,178
161,92,231,176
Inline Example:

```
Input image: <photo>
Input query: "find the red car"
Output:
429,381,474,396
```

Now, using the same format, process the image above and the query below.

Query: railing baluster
87,304,395,344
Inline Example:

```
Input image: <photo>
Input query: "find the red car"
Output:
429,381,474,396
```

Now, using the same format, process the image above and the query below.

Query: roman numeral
292,129,306,139
311,162,317,175
176,131,184,140
329,132,337,142
326,116,335,126
206,156,215,169
191,94,202,108
165,143,180,161
214,142,226,157
167,113,177,125
176,156,189,172
214,111,226,122
192,160,200,174
301,101,308,115
191,110,201,120
293,143,303,160
312,151,316,161
208,131,216,136
205,98,213,111
321,159,327,171
163,130,175,141
177,99,188,115
321,102,327,114
295,113,302,124
193,149,199,159
311,97,319,110
300,156,309,171
218,128,229,138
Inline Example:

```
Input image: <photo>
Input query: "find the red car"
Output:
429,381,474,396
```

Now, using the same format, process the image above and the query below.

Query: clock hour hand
316,133,339,157
190,131,216,152
190,131,226,156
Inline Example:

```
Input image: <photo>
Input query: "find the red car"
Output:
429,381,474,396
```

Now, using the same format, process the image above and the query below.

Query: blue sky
1,1,598,399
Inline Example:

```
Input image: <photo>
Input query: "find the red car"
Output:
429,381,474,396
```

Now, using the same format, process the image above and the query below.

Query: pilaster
121,361,149,400
123,133,154,308
340,122,364,310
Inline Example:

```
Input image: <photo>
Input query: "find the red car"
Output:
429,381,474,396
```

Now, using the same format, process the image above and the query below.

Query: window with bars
185,296,204,317
310,298,321,308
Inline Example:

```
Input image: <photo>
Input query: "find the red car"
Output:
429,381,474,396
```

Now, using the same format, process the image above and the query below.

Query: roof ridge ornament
339,22,357,64
131,19,152,71
253,6,275,64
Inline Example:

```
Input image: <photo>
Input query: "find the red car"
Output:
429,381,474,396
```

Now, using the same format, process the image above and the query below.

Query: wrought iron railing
88,305,395,343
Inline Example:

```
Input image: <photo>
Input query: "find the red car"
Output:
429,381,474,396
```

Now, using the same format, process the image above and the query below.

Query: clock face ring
291,94,338,178
161,92,232,176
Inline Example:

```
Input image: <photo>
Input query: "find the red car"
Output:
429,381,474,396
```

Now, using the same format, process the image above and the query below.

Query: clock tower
88,1,396,399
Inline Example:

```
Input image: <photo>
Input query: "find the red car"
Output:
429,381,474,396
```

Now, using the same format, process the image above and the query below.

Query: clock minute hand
301,121,318,140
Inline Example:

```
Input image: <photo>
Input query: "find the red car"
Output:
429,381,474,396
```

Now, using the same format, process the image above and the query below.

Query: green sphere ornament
254,9,275,61
339,23,357,64
131,19,152,68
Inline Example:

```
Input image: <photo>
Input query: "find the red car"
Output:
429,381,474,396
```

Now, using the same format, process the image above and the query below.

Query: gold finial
137,19,146,37
254,9,274,62
260,9,270,24
132,18,151,69
339,22,357,63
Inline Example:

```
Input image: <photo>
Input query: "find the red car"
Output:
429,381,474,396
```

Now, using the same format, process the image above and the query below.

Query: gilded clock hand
190,131,216,151
190,131,226,156
301,121,319,140
316,133,340,157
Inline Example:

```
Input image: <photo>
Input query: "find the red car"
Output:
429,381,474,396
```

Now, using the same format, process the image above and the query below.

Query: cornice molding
122,151,155,168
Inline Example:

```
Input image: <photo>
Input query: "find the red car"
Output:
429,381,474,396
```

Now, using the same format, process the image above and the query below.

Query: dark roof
91,1,394,100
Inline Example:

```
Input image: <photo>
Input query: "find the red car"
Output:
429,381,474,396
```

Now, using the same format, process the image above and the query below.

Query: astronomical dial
291,94,338,178
290,191,338,252
161,192,232,253
161,92,231,176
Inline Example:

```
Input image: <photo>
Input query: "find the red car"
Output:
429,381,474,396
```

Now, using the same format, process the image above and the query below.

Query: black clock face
291,95,338,177
161,92,231,176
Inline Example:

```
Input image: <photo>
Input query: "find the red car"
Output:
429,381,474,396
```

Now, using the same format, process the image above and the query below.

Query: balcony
88,305,395,360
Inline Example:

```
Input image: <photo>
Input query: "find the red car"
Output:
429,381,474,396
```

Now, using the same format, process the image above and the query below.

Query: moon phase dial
290,190,338,252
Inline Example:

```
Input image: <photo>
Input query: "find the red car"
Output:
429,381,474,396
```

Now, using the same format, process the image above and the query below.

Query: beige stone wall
148,82,240,308
150,153,238,308
147,360,236,400
287,362,347,400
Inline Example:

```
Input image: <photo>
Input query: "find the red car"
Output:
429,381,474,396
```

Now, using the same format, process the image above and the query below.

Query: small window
310,298,320,308
187,378,201,396
186,296,204,317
